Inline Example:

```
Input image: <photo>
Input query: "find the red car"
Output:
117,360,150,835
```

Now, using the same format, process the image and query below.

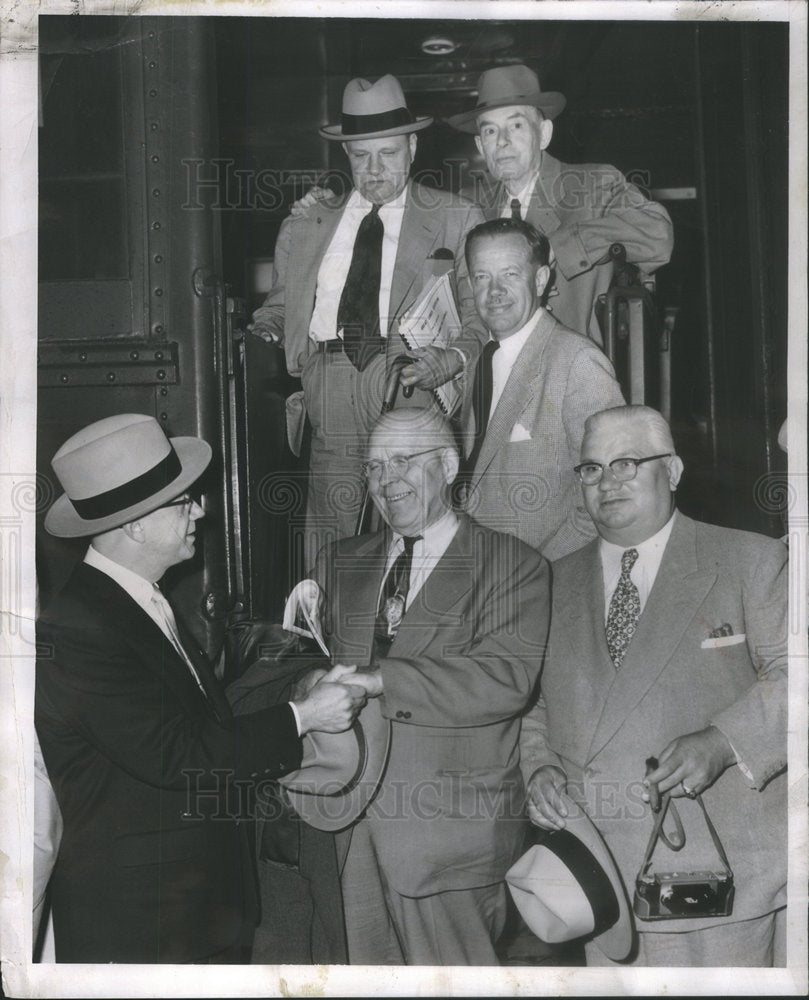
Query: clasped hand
292,663,383,735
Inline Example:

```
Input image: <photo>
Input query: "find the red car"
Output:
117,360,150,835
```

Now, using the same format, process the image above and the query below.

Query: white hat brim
44,437,212,538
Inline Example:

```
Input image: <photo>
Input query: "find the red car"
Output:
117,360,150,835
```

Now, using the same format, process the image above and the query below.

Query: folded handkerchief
701,633,746,649
509,423,532,443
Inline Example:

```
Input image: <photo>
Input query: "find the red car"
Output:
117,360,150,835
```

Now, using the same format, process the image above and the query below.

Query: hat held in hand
506,793,634,961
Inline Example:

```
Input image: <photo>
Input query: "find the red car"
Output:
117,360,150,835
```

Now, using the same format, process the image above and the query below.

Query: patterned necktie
466,340,500,473
374,535,422,654
151,585,207,696
605,548,641,668
510,197,522,220
337,202,384,371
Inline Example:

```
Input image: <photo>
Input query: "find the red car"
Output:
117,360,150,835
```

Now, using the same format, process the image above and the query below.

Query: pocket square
509,423,532,443
701,633,746,649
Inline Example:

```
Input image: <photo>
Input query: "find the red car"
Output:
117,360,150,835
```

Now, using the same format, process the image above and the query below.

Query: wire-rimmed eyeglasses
362,448,443,481
574,453,672,486
161,494,194,513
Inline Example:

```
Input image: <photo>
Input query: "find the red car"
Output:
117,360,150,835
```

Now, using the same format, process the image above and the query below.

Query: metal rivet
160,387,168,396
152,221,161,230
155,351,164,361
152,188,160,197
154,325,164,335
130,350,139,360
160,412,168,421
60,374,69,383
151,154,159,163
148,31,155,39
156,369,166,380
78,352,87,361
154,254,163,264
148,60,157,69
150,122,158,132
149,88,157,97
154,287,163,297
106,372,116,382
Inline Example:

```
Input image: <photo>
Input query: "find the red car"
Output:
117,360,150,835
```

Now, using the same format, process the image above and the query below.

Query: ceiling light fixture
420,36,458,56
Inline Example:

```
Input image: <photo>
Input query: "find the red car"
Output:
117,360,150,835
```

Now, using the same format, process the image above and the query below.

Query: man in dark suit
523,404,787,965
297,407,549,965
250,74,486,568
461,217,625,559
35,413,367,964
447,64,673,344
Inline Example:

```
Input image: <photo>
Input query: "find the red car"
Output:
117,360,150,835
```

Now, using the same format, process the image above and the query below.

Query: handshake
291,663,383,736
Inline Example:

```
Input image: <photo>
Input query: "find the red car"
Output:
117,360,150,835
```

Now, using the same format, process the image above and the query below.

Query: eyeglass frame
362,447,445,481
160,494,195,512
573,453,673,486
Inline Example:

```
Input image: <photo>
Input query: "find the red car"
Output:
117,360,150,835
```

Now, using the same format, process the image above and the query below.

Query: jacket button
396,710,404,719
580,259,587,267
403,711,411,720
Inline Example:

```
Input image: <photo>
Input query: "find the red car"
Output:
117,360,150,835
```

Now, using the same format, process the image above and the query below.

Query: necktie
374,535,422,655
337,203,384,371
605,548,641,668
151,586,208,696
466,340,500,473
510,198,522,221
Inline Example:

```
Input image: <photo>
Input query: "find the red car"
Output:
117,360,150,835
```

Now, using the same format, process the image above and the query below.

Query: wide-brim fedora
446,64,566,134
319,73,433,141
280,694,391,833
44,413,212,538
506,793,634,961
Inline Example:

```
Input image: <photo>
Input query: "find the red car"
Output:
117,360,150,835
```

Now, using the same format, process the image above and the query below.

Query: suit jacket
521,513,788,931
314,513,549,898
461,309,625,560
483,153,673,343
253,180,487,379
35,563,303,963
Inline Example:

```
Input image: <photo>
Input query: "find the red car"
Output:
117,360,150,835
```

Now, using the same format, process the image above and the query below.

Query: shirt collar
84,544,156,612
390,506,458,555
493,308,541,361
599,510,678,566
352,183,409,216
506,169,540,206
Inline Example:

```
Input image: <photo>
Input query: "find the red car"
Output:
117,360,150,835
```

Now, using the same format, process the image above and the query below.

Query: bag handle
639,791,733,877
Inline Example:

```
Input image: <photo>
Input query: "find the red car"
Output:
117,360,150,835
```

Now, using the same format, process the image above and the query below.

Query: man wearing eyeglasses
300,407,549,965
521,404,787,966
36,414,369,964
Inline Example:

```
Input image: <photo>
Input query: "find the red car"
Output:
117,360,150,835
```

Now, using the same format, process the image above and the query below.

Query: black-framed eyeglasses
574,453,672,486
161,494,193,513
362,448,443,481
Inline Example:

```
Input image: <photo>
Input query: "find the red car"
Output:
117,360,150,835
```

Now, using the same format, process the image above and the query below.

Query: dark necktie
605,548,641,668
510,197,522,221
374,535,421,657
337,203,384,371
466,340,500,473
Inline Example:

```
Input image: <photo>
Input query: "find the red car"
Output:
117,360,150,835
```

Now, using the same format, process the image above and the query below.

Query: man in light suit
250,74,486,569
524,405,787,966
461,217,625,560
310,407,549,965
36,414,367,963
447,64,673,343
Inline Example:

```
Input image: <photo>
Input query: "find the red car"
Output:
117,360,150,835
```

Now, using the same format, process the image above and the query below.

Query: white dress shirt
599,513,676,620
309,185,408,343
499,172,539,222
489,309,541,419
381,508,459,611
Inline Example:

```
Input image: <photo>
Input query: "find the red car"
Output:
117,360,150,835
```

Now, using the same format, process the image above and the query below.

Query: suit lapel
586,515,718,761
471,312,554,482
173,612,234,728
75,564,221,723
329,532,390,666
388,182,444,324
388,515,475,662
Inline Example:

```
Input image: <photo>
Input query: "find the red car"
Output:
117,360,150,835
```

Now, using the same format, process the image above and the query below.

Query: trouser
340,818,508,966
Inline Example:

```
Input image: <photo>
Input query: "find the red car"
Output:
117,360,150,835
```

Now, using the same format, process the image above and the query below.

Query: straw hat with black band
44,413,211,539
319,74,433,142
506,792,634,961
446,64,566,134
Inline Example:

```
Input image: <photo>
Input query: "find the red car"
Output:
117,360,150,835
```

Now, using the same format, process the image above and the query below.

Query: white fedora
319,74,433,141
506,793,634,961
44,413,212,538
280,695,391,833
